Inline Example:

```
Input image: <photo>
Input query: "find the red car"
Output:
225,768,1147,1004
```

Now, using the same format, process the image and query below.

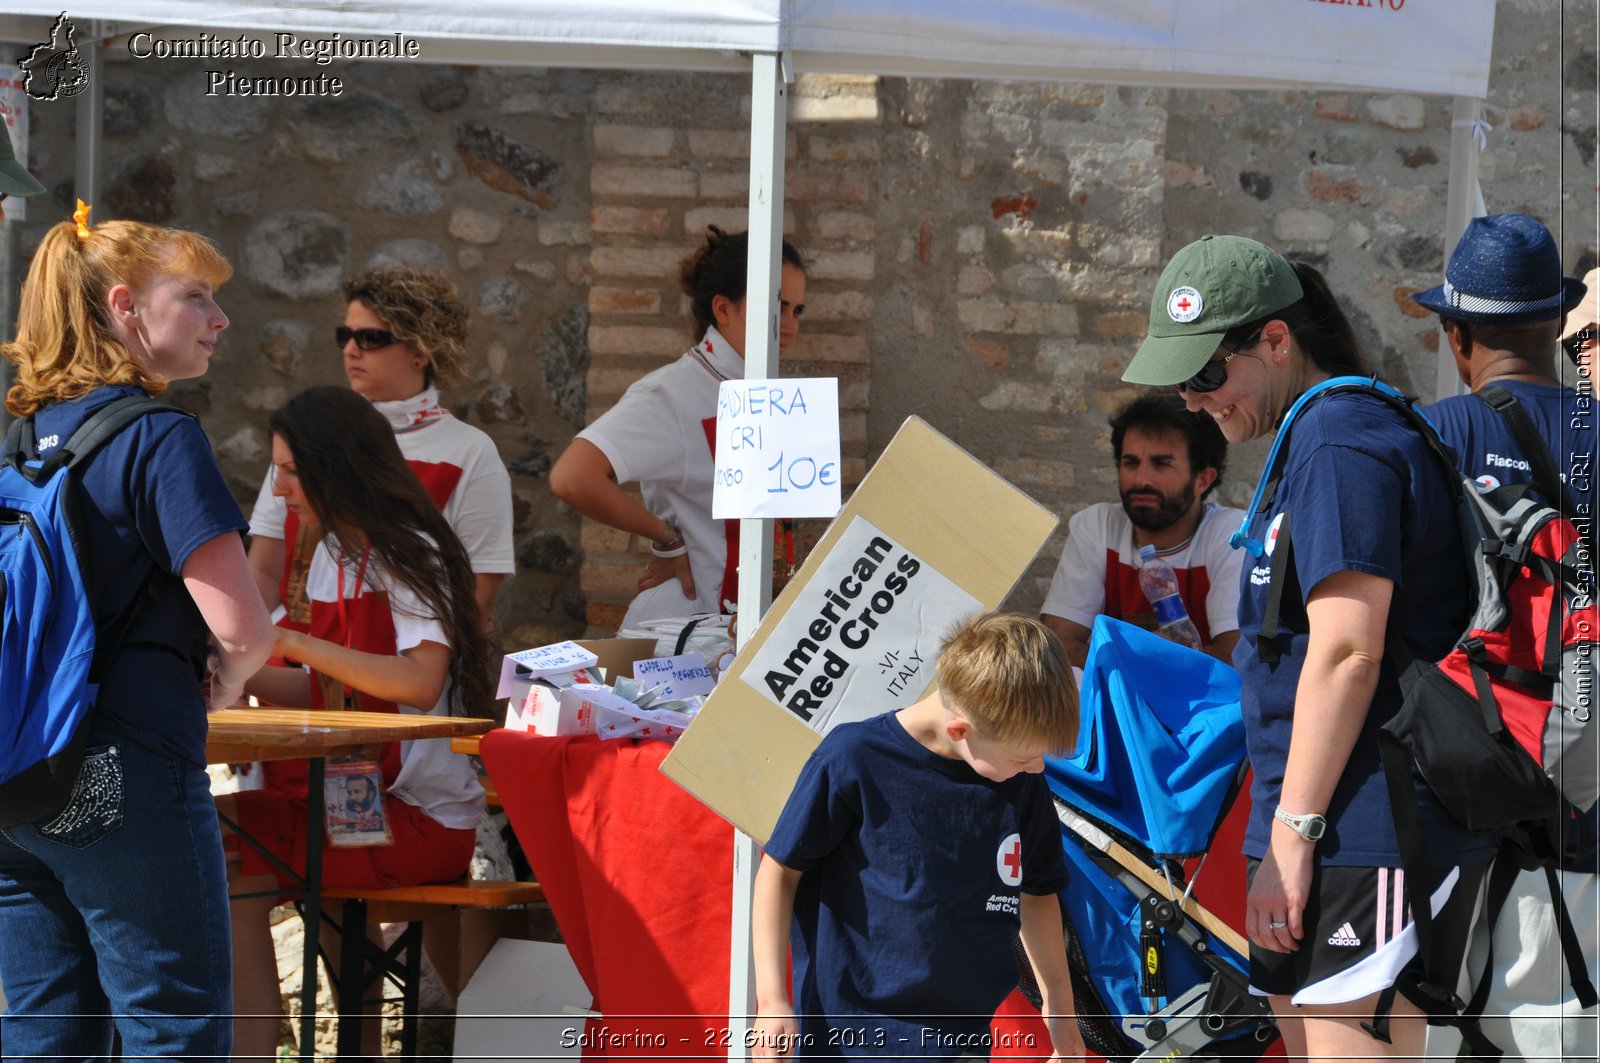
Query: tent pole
72,22,104,214
728,48,788,1057
1436,95,1484,401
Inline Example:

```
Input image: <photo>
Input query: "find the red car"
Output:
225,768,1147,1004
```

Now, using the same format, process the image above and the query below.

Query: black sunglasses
1563,326,1594,365
335,326,398,351
1176,329,1263,394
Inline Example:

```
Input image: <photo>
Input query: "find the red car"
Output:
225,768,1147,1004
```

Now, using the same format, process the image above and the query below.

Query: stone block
594,124,677,157
802,291,872,322
805,250,875,282
1094,310,1146,342
590,246,690,279
537,219,591,246
245,212,350,299
587,325,688,357
786,170,872,204
1366,94,1427,131
478,277,530,324
807,135,880,163
449,208,507,245
1274,208,1336,243
591,164,698,198
699,171,749,198
956,225,986,255
1304,167,1372,205
1314,95,1357,122
688,129,751,158
369,239,448,272
591,205,672,235
588,287,664,315
957,266,995,297
993,458,1075,489
1394,288,1433,319
359,159,443,216
790,74,879,123
967,340,1008,369
812,211,874,242
796,334,869,364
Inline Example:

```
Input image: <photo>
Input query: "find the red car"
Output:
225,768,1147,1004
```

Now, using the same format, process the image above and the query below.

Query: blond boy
753,613,1083,1060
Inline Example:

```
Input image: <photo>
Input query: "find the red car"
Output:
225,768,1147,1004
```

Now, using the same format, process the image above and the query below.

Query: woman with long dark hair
1121,235,1494,1061
219,385,491,1059
550,226,806,626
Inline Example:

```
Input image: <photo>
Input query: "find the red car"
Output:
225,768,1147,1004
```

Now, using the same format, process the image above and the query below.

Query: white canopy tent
0,0,1498,1049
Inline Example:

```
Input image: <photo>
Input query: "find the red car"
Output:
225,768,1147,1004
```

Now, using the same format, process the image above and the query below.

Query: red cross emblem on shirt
997,832,1024,886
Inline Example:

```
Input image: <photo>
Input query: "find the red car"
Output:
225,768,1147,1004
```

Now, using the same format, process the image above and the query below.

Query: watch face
1304,815,1327,840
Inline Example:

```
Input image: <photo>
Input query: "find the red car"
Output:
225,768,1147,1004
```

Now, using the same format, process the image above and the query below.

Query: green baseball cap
1122,234,1303,386
0,122,46,199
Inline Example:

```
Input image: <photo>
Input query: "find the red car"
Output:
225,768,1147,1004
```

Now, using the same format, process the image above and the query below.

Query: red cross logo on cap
996,832,1024,886
1168,286,1203,324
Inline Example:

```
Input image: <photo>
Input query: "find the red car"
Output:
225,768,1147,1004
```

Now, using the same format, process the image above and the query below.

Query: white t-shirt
1040,501,1245,645
251,399,514,577
577,325,741,627
305,542,484,831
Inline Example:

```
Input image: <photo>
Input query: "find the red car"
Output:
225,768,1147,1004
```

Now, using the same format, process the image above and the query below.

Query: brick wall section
580,73,879,632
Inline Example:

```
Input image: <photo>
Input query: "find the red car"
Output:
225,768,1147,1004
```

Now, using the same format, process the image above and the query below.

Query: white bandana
371,385,451,433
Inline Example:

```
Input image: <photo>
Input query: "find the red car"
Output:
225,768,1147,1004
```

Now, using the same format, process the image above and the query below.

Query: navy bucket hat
1412,213,1586,323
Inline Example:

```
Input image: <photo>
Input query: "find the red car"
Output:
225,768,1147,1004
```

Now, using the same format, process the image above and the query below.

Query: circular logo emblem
996,833,1023,887
1264,513,1286,557
1167,286,1203,323
1474,474,1500,492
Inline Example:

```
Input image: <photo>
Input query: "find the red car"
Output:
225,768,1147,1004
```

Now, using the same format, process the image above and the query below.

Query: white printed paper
712,378,841,520
495,640,600,698
631,653,716,700
740,516,982,733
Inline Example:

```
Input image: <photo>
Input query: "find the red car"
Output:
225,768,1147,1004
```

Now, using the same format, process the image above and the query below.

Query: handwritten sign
495,640,599,699
739,516,982,733
632,653,716,700
1,68,29,221
712,377,841,520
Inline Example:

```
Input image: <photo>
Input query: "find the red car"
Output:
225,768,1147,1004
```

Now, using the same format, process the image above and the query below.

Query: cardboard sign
740,516,980,732
662,416,1058,842
711,377,841,520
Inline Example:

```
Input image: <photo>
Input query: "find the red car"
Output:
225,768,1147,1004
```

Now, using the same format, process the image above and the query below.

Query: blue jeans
0,738,232,1061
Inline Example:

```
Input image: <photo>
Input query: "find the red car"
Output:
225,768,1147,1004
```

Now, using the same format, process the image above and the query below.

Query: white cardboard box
452,938,592,1062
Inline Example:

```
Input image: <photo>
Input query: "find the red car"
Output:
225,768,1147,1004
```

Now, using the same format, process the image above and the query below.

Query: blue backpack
0,395,182,828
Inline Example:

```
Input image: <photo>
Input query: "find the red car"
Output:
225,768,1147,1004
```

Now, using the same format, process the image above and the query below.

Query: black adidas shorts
1245,859,1486,1004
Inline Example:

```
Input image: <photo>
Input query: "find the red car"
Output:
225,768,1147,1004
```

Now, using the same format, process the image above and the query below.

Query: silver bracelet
651,541,688,559
650,521,687,558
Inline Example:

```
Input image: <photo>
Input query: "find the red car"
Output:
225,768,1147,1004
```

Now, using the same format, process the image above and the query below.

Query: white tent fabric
4,0,1494,96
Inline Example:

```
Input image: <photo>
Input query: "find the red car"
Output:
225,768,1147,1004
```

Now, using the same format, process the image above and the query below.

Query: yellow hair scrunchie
73,199,91,240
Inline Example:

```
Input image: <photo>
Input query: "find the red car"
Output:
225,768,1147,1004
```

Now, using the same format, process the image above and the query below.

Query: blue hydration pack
0,396,181,828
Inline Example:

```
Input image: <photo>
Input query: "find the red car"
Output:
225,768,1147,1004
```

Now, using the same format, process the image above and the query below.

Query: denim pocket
37,745,125,848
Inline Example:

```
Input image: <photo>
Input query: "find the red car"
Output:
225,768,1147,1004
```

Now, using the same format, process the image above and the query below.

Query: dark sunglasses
1563,327,1594,364
1176,329,1263,394
335,326,398,351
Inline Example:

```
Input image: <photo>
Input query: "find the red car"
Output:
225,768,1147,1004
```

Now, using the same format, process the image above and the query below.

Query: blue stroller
1025,617,1278,1061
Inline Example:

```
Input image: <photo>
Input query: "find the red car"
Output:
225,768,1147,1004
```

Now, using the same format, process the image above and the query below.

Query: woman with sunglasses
223,385,493,1060
1122,235,1494,1062
246,267,513,635
550,226,806,628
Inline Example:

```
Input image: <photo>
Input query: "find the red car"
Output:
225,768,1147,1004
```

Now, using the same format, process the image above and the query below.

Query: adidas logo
1328,921,1362,947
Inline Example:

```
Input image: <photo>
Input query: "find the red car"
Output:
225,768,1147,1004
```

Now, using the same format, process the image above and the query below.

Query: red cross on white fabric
1003,838,1022,880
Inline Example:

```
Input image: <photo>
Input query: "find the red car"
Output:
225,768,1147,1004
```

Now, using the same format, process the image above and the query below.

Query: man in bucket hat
0,119,47,219
1417,213,1598,1063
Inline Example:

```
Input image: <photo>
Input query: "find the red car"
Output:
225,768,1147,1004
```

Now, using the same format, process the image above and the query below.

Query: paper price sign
712,377,841,520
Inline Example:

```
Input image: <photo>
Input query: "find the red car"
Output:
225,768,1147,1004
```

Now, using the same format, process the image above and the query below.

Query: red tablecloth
482,730,734,1056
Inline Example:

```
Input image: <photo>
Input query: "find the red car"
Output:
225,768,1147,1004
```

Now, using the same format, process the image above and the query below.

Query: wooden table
207,708,493,1062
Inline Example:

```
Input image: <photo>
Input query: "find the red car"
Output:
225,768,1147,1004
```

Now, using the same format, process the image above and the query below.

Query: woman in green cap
1122,235,1492,1061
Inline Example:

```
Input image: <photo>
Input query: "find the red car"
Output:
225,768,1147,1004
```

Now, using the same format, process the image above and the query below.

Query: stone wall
9,0,1593,641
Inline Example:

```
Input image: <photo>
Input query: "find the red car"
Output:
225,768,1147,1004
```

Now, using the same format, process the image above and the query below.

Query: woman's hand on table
638,551,695,600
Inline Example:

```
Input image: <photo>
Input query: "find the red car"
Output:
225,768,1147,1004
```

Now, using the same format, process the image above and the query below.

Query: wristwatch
1273,807,1327,842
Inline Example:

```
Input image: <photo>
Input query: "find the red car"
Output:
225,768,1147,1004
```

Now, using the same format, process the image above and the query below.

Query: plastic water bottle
1137,544,1204,650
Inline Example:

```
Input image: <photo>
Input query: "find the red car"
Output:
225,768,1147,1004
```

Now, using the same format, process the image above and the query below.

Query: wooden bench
315,878,545,1058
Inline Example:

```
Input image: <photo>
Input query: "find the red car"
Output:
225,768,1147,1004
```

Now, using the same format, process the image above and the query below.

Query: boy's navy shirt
764,711,1068,1057
1236,392,1495,868
33,385,247,766
1423,378,1598,871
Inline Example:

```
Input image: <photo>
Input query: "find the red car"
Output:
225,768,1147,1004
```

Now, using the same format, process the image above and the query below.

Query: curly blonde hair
342,267,470,389
3,219,231,416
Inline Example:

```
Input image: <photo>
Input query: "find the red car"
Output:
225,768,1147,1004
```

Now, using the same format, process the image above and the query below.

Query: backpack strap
1475,386,1580,516
53,396,191,688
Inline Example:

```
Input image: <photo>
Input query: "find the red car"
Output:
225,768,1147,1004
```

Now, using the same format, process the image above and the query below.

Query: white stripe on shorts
1291,866,1460,1007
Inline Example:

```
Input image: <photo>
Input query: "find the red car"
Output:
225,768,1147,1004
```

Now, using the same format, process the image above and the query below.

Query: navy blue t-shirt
1237,392,1496,868
1424,379,1598,872
764,711,1069,1058
32,385,247,766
